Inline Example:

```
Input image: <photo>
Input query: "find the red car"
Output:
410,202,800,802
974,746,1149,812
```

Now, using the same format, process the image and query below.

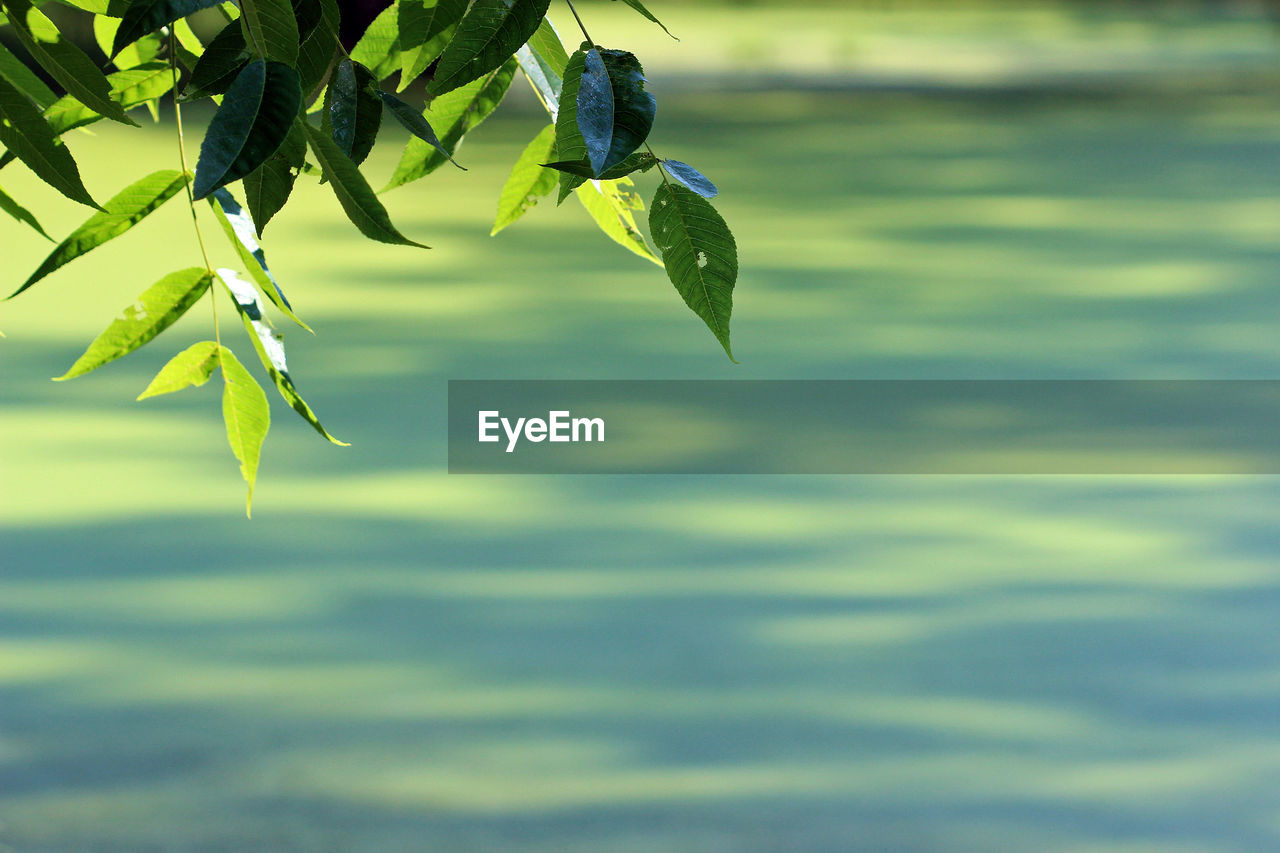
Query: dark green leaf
552,45,589,202
112,0,223,57
0,41,56,108
137,340,220,400
218,268,347,444
54,268,212,380
378,90,463,170
1,0,137,126
544,150,655,180
243,118,305,234
582,48,655,177
428,0,549,96
12,170,189,298
492,123,556,235
209,187,309,330
398,0,465,88
328,59,381,166
295,0,338,95
193,60,302,200
239,0,299,64
218,344,270,517
0,183,52,239
0,75,99,209
649,182,738,361
662,159,717,198
384,57,515,190
577,48,614,177
350,3,400,82
612,0,677,39
302,119,427,247
183,20,250,100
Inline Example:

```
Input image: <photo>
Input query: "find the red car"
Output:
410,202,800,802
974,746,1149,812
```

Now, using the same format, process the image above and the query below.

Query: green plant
0,0,739,513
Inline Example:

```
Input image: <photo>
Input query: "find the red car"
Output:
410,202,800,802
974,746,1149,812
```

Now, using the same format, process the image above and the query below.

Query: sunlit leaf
0,76,99,210
54,267,212,380
44,61,174,136
193,60,302,200
1,0,137,126
428,0,548,96
0,40,56,108
209,188,309,330
492,123,556,235
218,344,270,517
218,268,347,444
302,119,427,248
575,177,661,265
384,57,515,190
95,17,163,71
350,3,400,82
137,340,220,400
12,170,189,298
649,181,738,361
398,0,465,89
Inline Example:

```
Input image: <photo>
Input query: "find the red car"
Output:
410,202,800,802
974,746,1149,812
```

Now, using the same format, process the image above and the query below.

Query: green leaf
44,61,174,136
183,20,250,100
0,75,99,209
575,177,660,266
378,90,463,170
515,18,567,119
193,60,302,200
137,340,221,400
612,0,676,39
350,3,400,82
217,268,347,444
649,182,738,361
544,150,655,181
12,170,189,298
662,159,717,198
0,41,56,108
238,0,299,64
302,119,427,247
398,0,465,89
95,18,163,72
0,183,51,239
576,48,655,178
218,344,270,517
112,0,223,57
242,118,305,234
51,0,128,14
54,268,212,380
428,0,549,97
492,122,556,235
328,59,381,166
384,57,515,190
1,0,138,126
209,187,310,330
553,45,589,202
295,0,337,96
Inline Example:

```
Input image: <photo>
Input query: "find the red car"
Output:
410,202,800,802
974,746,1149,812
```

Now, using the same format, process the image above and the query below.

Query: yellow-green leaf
219,344,270,517
492,123,556,235
137,340,221,400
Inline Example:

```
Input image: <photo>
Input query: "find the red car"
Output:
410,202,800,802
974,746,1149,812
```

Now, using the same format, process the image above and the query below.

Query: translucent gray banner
447,380,1280,474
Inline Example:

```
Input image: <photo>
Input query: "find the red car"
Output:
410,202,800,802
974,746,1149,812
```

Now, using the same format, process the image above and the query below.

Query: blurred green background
5,1,1280,850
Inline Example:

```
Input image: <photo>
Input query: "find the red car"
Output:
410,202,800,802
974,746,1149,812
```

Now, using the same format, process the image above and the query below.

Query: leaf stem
564,0,596,46
170,32,221,348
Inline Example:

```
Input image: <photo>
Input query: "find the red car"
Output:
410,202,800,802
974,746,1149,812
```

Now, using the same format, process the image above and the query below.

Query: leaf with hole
193,60,302,200
54,268,212,380
13,169,189,298
428,0,549,97
649,182,738,361
575,177,660,265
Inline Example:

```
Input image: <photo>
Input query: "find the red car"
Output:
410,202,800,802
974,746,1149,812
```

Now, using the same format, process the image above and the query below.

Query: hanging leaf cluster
1,0,739,513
